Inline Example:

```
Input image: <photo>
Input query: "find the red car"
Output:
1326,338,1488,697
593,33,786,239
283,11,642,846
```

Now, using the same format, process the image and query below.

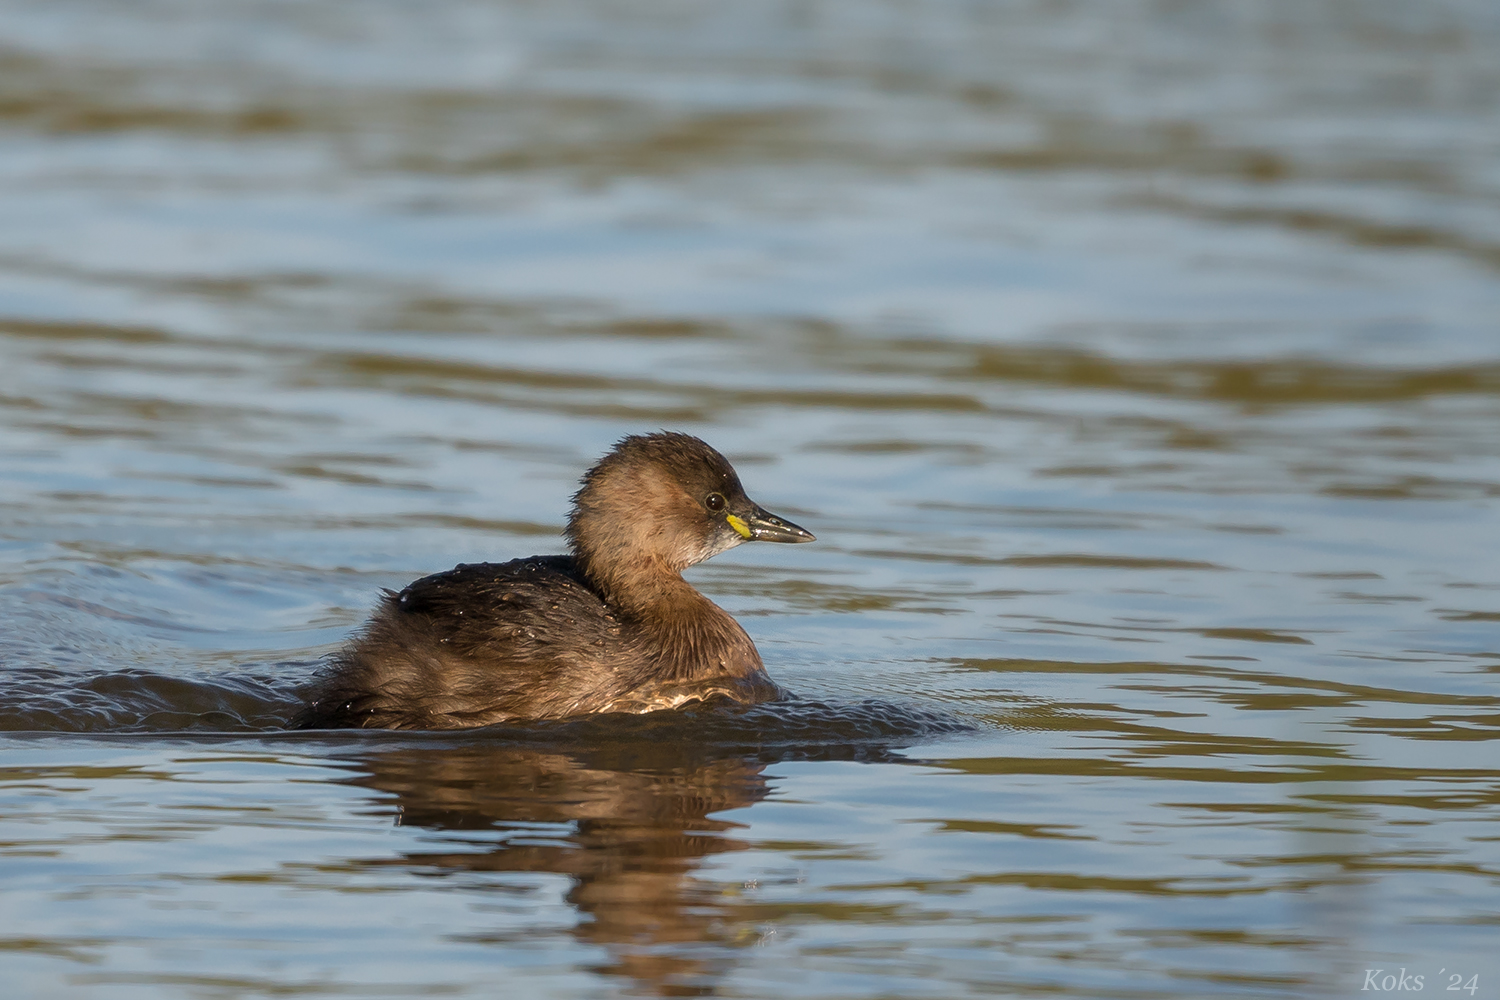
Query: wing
298,556,629,729
390,557,616,656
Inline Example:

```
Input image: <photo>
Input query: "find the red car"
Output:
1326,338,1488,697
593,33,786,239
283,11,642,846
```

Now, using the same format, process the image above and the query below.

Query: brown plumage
295,432,815,730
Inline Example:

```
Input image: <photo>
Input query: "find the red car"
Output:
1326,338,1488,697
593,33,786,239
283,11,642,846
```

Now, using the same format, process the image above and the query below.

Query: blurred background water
2,0,1499,997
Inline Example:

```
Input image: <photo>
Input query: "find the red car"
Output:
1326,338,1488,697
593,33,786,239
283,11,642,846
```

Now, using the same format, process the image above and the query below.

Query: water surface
2,1,1499,997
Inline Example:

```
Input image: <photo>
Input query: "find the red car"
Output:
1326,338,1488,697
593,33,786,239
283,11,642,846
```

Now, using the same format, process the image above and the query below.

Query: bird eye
705,492,726,512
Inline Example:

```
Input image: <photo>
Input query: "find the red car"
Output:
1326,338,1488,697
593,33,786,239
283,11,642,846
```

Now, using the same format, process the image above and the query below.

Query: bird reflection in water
352,742,761,992
336,705,961,996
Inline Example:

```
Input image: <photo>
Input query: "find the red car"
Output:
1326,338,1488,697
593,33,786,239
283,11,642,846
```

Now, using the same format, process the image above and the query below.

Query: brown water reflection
350,743,768,996
332,709,956,998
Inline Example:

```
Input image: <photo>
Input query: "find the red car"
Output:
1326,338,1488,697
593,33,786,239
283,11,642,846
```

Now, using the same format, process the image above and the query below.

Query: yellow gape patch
726,514,754,539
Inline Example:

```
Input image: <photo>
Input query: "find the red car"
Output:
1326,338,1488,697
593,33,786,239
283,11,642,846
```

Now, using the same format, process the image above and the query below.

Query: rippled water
3,1,1499,997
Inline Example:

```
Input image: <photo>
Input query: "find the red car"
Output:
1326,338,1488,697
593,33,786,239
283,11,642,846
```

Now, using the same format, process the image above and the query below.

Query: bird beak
728,505,815,543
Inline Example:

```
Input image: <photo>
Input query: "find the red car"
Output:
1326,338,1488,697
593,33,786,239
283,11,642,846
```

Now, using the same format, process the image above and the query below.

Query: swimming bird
295,432,814,730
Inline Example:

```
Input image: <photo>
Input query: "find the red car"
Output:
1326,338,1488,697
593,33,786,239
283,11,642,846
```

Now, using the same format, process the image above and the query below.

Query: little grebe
296,432,814,730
